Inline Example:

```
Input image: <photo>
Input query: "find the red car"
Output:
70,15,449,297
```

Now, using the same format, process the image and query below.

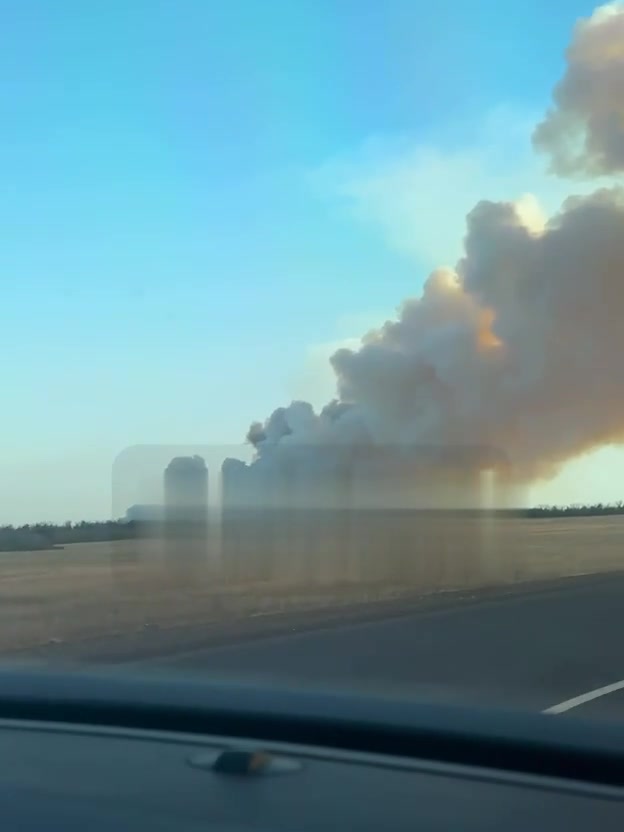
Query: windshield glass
2,0,624,721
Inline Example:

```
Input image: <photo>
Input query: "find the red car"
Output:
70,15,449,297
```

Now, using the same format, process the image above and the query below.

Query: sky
1,0,622,523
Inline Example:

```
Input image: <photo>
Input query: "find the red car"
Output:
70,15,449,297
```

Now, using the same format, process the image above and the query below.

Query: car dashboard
0,669,623,830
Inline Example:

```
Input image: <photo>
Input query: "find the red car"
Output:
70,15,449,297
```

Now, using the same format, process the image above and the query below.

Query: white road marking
544,680,624,714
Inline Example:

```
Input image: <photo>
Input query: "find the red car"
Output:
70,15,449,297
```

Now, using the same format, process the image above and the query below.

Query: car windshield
2,0,624,722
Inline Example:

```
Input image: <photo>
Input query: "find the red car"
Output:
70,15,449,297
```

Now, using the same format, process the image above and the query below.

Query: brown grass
0,513,623,653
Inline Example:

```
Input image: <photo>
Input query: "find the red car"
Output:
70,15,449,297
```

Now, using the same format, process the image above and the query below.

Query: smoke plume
534,3,624,176
241,4,624,488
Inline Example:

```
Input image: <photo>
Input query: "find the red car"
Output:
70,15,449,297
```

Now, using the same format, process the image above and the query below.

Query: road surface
128,571,624,719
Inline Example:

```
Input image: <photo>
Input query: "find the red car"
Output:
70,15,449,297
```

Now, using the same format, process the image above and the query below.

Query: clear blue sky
1,0,620,523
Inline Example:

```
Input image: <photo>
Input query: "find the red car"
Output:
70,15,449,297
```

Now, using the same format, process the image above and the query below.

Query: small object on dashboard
189,748,302,777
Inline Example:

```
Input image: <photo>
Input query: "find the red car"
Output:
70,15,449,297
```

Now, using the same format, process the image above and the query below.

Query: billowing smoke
534,3,624,176
235,4,624,493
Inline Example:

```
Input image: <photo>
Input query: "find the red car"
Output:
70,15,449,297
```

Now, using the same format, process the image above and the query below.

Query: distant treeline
0,520,137,552
1,502,624,551
525,502,624,518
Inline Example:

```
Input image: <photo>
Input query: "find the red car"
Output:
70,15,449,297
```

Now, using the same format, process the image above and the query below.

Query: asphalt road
136,571,624,718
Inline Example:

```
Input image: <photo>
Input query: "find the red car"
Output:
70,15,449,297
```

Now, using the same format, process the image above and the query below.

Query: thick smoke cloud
240,4,624,489
534,3,624,176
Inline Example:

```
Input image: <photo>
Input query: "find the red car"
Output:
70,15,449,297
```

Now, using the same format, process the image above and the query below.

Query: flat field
0,514,622,655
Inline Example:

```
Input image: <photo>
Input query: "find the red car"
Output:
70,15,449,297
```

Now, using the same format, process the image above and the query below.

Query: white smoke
239,4,624,489
534,3,624,176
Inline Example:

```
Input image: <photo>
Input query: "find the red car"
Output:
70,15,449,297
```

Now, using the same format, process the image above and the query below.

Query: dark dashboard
1,668,624,830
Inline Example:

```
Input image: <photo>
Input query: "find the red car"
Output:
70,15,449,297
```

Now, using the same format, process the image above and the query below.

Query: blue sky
1,0,621,522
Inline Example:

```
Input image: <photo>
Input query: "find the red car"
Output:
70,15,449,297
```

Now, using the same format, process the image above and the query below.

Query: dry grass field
0,513,622,655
